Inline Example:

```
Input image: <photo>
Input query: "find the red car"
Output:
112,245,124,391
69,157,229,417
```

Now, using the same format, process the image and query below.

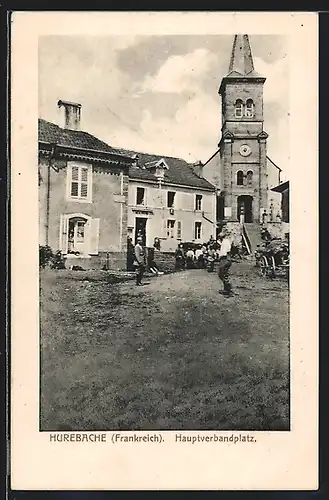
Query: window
195,194,203,211
245,99,254,118
136,187,145,205
68,163,92,202
246,170,253,185
177,221,182,240
234,99,243,118
167,220,175,238
167,191,176,208
195,221,202,240
237,170,244,186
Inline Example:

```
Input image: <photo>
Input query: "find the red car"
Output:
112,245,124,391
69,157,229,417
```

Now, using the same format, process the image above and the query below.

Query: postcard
10,11,318,490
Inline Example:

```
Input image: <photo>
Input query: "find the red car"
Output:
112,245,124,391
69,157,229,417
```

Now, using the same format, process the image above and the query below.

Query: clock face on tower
239,144,252,157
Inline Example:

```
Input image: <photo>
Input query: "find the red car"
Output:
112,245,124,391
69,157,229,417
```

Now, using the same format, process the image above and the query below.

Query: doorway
237,195,253,223
68,216,88,255
135,217,147,245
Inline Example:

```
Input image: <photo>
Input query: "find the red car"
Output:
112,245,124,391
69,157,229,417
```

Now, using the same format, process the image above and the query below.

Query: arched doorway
68,216,88,255
237,195,253,223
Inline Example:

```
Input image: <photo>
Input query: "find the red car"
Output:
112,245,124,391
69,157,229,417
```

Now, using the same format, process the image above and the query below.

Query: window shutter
163,218,167,238
177,221,182,240
59,214,69,254
88,218,100,255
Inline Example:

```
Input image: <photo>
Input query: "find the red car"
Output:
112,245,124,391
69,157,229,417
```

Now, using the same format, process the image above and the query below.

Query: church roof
228,34,259,77
219,34,265,92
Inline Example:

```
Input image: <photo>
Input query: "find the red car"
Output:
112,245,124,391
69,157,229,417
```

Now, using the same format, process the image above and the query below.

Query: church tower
218,34,268,224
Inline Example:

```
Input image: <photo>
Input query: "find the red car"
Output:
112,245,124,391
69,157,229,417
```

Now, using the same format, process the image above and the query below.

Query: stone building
203,34,283,247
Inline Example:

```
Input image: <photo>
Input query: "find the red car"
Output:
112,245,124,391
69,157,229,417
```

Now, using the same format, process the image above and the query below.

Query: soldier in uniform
217,231,234,297
134,236,146,286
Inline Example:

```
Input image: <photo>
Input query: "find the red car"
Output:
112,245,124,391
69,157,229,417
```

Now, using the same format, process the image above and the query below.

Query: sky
39,34,289,178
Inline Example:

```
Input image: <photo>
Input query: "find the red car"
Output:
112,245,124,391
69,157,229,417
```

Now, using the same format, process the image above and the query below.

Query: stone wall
65,251,127,271
221,222,243,247
266,222,289,240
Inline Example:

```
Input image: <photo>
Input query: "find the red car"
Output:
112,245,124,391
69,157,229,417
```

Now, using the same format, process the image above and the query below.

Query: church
202,34,283,248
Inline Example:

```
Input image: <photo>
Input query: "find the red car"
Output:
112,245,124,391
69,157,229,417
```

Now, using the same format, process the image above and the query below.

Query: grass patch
40,265,289,431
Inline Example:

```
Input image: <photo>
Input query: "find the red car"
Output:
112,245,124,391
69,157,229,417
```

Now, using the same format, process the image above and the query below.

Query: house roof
271,180,289,193
114,147,216,190
39,119,119,155
39,118,215,190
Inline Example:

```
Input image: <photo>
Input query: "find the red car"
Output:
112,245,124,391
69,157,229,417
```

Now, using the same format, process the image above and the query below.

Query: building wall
202,152,223,190
128,181,216,251
267,158,282,219
221,80,264,128
220,138,266,222
202,150,283,223
38,156,129,255
281,189,289,223
218,78,268,223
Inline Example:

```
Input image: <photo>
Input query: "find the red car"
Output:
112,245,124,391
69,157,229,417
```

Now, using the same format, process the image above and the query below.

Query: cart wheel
260,256,268,276
270,256,276,278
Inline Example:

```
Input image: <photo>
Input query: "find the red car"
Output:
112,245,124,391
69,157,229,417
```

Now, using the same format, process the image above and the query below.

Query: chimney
57,100,82,131
191,161,204,178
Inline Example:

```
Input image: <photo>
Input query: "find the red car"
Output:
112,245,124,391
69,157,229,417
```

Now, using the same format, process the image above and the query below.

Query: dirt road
40,261,289,431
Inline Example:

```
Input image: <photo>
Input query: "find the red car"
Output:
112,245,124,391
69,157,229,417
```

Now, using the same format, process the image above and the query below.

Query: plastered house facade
38,101,217,269
38,102,135,270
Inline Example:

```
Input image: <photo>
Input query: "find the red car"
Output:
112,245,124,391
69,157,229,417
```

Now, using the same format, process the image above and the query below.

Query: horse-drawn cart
255,238,289,279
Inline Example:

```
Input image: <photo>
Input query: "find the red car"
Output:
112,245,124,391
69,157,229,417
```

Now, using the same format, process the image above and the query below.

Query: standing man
134,236,146,286
217,231,234,297
195,244,203,268
185,248,195,269
175,243,186,271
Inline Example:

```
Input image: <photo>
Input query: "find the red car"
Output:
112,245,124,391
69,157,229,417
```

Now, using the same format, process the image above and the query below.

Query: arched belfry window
234,99,243,118
245,99,254,118
237,170,244,186
246,170,253,185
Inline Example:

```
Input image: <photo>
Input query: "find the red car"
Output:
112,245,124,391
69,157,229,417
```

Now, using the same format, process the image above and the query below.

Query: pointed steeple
228,34,255,75
219,34,265,95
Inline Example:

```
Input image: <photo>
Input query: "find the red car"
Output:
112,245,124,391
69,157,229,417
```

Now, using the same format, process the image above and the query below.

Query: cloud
38,36,143,124
39,36,289,175
266,115,290,177
139,48,217,95
254,55,289,104
138,92,221,161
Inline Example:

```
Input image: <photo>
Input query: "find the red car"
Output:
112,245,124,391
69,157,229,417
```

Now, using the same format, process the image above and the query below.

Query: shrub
39,245,53,268
51,250,66,269
39,246,66,269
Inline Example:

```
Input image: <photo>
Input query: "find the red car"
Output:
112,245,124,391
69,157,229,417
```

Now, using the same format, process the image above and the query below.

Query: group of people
174,233,233,296
174,236,226,270
132,231,234,297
